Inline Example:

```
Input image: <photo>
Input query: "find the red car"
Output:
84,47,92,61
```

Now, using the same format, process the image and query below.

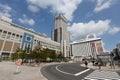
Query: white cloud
28,5,39,12
18,14,35,26
108,27,120,35
68,20,111,41
26,0,82,21
94,0,112,12
0,3,12,17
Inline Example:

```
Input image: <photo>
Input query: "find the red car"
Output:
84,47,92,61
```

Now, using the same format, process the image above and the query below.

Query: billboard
96,41,103,53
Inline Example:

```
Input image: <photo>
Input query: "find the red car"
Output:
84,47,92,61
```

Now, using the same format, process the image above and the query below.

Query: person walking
92,60,95,66
98,61,101,70
15,59,22,72
110,59,115,69
84,60,88,68
110,52,115,69
97,58,102,70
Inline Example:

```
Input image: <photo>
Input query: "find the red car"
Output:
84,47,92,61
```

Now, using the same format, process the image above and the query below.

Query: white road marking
74,69,90,76
56,65,74,76
56,65,90,77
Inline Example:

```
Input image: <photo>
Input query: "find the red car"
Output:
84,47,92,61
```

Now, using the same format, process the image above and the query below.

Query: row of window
0,29,22,42
34,40,60,50
0,29,60,50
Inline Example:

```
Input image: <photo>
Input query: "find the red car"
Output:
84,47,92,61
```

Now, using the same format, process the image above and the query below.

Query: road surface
41,63,93,80
41,63,120,80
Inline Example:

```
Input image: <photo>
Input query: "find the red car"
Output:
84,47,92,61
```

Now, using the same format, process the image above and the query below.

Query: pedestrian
98,61,101,70
110,59,115,69
110,52,115,69
92,60,95,66
84,60,88,68
16,59,22,72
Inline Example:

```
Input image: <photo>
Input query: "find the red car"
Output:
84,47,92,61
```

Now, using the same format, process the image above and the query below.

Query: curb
81,63,120,72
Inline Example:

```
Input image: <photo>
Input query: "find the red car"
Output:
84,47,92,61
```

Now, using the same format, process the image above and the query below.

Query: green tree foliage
11,45,61,62
19,50,26,60
11,48,27,62
11,53,18,61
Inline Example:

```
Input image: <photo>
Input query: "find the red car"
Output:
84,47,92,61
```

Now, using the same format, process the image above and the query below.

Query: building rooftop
71,33,101,45
0,16,60,44
71,38,101,45
0,16,47,38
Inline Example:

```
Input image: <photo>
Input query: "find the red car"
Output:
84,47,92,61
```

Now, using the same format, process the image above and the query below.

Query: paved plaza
1,61,120,80
0,61,47,80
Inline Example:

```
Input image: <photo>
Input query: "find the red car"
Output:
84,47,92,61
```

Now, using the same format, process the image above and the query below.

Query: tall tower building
52,14,70,57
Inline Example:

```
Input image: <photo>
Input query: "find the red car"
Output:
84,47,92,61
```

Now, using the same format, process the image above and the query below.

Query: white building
71,34,104,61
0,16,61,58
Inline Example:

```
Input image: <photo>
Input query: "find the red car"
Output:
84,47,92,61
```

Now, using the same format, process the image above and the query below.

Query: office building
52,14,70,57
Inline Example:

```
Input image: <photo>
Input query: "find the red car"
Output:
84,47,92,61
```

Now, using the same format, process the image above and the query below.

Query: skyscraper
52,14,70,57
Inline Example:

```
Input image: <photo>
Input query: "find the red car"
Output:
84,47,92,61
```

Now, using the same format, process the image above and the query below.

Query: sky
0,0,120,51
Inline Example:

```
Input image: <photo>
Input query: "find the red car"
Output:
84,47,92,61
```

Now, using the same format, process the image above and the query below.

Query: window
11,33,15,40
0,29,2,37
6,32,11,39
15,34,19,40
2,31,7,38
34,39,36,45
19,35,22,42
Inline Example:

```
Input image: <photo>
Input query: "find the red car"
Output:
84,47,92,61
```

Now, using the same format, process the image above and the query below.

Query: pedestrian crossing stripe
74,69,90,76
84,77,120,80
84,70,120,80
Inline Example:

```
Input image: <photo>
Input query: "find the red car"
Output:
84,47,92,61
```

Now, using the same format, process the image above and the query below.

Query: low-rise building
71,34,104,61
0,16,61,58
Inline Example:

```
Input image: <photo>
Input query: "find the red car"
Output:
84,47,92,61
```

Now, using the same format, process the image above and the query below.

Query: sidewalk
0,61,54,80
1,61,120,80
81,62,120,71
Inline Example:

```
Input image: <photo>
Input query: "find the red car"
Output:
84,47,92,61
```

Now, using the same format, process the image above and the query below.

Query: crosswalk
84,70,120,80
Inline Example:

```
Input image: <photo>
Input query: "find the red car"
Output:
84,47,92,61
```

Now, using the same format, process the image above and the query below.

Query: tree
29,46,42,63
12,45,60,63
112,48,120,60
49,50,57,61
58,53,63,58
19,50,26,61
115,48,120,60
11,53,18,61
40,48,48,61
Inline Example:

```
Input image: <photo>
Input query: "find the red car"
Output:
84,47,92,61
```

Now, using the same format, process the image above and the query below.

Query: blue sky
0,0,120,51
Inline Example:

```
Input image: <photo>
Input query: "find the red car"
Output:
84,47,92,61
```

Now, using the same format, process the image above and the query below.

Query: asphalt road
41,63,94,80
